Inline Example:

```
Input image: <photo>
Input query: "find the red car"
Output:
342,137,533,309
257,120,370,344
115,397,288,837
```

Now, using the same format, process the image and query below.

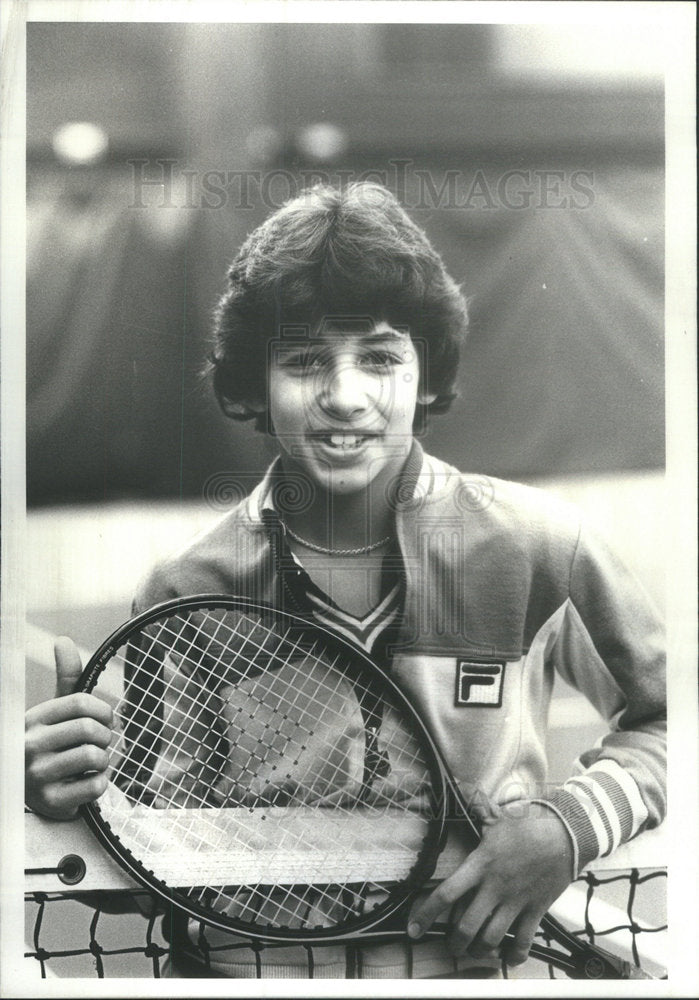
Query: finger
25,692,113,730
34,772,109,819
54,636,84,698
26,743,110,785
467,904,519,960
438,891,482,956
444,889,498,956
408,860,481,938
502,910,541,967
25,713,113,759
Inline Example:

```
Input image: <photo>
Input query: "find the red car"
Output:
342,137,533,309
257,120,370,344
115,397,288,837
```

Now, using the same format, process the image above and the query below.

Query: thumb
54,636,84,697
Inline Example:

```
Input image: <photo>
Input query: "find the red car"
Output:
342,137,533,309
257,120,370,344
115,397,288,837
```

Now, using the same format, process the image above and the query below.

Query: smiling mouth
311,432,379,450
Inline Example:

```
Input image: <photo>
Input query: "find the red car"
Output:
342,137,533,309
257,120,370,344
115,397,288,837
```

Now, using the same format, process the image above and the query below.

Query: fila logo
455,661,506,708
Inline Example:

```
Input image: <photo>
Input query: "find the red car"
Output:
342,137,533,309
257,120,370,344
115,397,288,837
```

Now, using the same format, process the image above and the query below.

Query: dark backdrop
26,23,664,504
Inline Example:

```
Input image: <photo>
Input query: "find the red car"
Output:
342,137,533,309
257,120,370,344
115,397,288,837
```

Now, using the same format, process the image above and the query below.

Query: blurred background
27,21,664,500
26,18,665,724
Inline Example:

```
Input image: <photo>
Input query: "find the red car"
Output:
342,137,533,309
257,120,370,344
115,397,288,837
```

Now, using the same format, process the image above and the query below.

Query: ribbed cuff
530,791,597,874
530,762,649,875
527,798,579,877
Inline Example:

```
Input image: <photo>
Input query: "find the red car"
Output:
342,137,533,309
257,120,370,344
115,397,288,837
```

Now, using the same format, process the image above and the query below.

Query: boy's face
268,322,426,498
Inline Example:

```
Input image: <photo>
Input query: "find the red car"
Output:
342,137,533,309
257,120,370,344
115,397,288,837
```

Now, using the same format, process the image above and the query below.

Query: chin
317,468,375,496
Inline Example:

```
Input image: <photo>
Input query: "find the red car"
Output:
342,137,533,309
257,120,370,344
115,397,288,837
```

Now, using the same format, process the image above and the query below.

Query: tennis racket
71,594,659,980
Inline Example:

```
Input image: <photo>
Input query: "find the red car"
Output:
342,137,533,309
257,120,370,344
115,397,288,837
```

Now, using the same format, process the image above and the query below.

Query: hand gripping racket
75,594,656,980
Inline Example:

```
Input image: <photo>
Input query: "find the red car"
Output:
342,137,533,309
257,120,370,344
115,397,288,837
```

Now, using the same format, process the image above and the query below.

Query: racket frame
78,594,472,942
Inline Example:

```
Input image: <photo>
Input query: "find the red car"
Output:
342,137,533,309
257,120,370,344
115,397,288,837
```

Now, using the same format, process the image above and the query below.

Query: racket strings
117,648,430,844
180,610,431,807
113,637,356,811
195,877,370,930
120,613,340,763
110,617,315,802
93,606,440,932
112,611,432,813
110,652,432,872
114,616,223,800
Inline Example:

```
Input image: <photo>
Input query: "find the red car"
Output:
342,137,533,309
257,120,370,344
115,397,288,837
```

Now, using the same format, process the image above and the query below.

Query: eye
278,351,324,373
359,350,403,370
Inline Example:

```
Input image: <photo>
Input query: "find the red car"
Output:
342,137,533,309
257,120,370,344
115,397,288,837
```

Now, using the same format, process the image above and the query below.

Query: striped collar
304,578,403,654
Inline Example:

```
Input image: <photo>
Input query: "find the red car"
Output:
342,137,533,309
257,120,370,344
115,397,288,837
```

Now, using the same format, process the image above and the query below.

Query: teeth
330,433,359,448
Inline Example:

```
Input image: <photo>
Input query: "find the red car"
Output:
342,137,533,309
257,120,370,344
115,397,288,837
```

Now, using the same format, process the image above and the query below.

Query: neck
278,464,395,552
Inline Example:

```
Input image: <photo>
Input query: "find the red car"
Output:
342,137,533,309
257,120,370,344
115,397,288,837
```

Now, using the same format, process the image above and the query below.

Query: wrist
528,793,593,876
531,801,576,877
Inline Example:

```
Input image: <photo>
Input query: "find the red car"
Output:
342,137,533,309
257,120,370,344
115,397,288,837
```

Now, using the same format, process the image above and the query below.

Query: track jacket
132,445,666,975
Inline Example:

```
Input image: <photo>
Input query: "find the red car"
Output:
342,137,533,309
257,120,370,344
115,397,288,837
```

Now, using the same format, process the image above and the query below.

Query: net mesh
24,863,667,979
516,866,667,979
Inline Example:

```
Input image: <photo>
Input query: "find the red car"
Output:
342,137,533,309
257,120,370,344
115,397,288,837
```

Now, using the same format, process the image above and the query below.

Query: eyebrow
357,329,409,344
274,329,409,350
314,329,410,346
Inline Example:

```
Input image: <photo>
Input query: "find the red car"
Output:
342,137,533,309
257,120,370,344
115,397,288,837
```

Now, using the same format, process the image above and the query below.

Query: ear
417,390,437,406
220,397,267,421
244,399,267,414
232,395,266,416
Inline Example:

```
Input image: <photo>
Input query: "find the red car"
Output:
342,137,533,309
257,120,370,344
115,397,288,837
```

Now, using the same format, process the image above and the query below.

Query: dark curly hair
208,182,468,431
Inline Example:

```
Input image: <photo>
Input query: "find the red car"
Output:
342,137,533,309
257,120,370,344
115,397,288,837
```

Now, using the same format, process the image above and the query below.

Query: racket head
78,595,469,941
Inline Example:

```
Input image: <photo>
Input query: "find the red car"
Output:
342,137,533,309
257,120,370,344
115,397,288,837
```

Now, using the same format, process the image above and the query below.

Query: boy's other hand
407,808,574,966
25,637,113,819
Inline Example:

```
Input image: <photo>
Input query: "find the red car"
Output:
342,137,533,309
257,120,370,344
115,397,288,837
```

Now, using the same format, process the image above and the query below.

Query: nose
317,360,370,419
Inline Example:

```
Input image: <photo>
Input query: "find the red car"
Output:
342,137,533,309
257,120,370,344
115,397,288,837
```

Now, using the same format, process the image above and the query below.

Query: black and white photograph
1,1,696,995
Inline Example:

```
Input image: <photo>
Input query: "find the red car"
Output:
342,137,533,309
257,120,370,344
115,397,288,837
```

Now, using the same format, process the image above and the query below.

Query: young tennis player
25,182,666,979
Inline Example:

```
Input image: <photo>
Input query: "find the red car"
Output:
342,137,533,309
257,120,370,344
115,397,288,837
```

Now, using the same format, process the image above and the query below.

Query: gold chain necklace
283,523,391,556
